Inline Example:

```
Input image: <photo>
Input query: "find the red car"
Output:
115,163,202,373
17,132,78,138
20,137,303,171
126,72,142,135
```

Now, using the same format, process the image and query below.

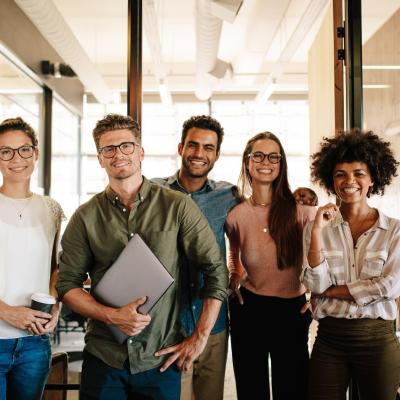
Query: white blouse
0,193,65,339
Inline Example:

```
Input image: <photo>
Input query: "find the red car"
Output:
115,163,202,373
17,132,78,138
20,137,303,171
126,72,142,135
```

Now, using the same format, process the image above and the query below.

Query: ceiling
3,0,400,103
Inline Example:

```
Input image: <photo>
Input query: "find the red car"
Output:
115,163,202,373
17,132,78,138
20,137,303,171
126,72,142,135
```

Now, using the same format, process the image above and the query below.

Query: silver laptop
92,234,174,343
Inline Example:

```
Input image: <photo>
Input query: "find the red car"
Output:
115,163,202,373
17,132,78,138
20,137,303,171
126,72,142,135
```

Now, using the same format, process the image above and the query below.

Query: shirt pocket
360,250,387,279
323,250,345,285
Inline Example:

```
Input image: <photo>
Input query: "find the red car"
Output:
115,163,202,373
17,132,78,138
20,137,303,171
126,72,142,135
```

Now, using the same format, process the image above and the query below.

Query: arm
157,199,229,371
57,210,151,336
62,288,151,336
225,219,245,305
155,298,221,372
301,203,339,293
0,300,51,333
347,224,400,306
37,230,61,333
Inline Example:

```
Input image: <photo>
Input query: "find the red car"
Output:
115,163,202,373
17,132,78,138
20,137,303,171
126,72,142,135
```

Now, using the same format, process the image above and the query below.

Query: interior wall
0,0,84,114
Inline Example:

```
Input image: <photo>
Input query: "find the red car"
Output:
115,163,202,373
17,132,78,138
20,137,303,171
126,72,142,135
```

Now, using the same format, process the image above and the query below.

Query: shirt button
188,193,191,197
352,264,355,268
128,339,132,344
122,208,127,212
192,306,196,310
115,196,119,200
130,233,134,237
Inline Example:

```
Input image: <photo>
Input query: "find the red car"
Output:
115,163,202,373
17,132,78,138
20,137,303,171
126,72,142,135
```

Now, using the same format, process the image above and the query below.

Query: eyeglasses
98,142,139,158
0,145,36,161
247,151,282,164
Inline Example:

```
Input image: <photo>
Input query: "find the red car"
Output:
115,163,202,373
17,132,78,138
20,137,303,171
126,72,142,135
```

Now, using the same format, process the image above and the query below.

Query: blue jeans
0,335,51,400
80,350,181,400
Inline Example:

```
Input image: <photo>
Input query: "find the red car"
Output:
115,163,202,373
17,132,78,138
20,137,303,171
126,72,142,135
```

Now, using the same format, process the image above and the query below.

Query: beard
181,157,214,178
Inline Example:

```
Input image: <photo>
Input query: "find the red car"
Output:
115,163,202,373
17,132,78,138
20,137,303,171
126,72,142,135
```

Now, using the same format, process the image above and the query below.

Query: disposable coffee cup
30,293,56,314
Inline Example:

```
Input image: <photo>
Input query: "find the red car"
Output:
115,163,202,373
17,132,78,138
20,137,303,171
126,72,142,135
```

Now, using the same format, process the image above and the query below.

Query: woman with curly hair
302,130,400,400
226,132,315,400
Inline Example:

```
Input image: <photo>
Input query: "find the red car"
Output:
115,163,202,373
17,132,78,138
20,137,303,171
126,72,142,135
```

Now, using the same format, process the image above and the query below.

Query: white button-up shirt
301,210,400,320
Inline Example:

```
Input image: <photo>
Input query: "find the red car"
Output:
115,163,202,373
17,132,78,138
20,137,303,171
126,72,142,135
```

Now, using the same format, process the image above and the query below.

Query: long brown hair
238,132,302,269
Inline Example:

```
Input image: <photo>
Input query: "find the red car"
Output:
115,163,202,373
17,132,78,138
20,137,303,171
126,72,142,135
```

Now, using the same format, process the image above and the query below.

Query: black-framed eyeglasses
0,145,36,161
247,151,282,164
98,142,139,158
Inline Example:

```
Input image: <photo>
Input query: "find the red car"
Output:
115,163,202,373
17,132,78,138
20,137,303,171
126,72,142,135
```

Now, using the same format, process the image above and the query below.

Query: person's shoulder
40,195,66,225
148,179,188,201
378,210,400,230
151,176,170,187
227,198,247,216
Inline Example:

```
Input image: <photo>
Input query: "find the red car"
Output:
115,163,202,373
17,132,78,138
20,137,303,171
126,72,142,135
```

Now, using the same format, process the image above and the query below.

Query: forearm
0,300,11,320
323,285,354,301
62,288,115,324
193,298,222,339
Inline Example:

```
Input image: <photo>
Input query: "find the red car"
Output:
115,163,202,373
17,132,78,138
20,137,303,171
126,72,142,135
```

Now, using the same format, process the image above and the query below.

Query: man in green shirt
56,114,229,400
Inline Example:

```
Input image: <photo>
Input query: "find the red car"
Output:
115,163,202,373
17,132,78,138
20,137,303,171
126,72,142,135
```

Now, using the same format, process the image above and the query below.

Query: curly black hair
181,115,224,152
311,129,399,196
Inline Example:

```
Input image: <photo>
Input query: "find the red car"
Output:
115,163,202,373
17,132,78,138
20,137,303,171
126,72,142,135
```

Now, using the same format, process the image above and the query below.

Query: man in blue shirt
153,115,239,400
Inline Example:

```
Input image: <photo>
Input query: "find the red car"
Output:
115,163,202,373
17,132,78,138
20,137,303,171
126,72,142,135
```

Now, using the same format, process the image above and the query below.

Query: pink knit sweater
226,199,316,298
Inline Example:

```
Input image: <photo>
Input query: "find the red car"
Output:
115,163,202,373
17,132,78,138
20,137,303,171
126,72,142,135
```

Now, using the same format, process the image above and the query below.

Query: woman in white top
302,130,400,400
0,117,64,400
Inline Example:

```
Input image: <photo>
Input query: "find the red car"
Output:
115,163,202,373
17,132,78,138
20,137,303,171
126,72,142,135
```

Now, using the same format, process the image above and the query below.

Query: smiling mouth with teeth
342,187,359,193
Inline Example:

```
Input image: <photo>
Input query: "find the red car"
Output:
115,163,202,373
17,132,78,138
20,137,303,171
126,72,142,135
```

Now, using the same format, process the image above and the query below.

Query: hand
40,304,60,333
313,203,339,230
229,273,244,305
108,297,151,336
2,306,52,331
300,301,311,314
155,330,209,372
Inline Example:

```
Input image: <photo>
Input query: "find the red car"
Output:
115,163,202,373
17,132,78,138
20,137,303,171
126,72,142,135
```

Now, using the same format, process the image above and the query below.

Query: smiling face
0,130,38,184
247,139,281,185
178,127,220,178
333,161,374,204
97,129,144,182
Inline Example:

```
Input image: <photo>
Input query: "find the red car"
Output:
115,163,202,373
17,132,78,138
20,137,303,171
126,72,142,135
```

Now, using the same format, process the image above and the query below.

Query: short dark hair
311,129,399,196
92,114,141,149
0,117,38,146
181,115,224,152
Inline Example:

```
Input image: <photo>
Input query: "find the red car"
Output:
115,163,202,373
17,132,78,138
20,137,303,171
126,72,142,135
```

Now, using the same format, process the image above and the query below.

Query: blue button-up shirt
152,171,239,335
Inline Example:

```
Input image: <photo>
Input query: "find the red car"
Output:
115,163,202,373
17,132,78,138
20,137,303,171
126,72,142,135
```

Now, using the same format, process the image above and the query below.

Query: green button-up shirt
56,177,228,374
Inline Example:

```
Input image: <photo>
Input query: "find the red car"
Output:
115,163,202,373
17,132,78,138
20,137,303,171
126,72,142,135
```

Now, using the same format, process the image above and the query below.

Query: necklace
250,195,271,207
0,192,33,220
249,197,269,233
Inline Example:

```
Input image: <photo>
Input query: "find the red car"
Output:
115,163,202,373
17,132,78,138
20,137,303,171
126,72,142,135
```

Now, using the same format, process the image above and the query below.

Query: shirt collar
166,170,215,193
332,208,389,231
105,176,151,205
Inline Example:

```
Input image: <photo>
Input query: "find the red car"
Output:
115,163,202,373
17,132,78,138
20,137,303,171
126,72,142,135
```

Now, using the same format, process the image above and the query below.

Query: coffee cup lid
31,293,56,304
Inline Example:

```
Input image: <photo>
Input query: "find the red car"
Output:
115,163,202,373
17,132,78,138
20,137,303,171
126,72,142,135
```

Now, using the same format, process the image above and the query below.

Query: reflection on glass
0,51,43,191
362,3,400,218
51,98,80,217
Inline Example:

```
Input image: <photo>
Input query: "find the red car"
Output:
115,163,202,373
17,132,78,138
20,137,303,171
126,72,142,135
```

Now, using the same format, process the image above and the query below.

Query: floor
50,320,319,400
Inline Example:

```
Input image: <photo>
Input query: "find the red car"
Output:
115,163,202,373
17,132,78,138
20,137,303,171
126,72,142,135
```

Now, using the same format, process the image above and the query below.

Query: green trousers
309,317,400,400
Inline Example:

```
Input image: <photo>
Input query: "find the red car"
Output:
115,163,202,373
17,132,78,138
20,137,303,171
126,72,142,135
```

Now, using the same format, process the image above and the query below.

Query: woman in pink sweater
226,132,315,400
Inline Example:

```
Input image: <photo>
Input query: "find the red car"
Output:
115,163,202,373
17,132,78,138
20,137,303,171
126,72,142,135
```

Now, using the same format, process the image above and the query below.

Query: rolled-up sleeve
301,221,333,293
178,198,229,302
56,210,93,299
